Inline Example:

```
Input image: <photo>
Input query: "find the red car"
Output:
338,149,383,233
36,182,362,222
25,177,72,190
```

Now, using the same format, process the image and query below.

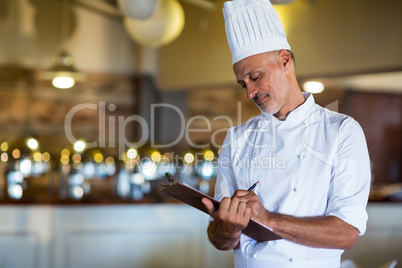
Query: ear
278,49,291,70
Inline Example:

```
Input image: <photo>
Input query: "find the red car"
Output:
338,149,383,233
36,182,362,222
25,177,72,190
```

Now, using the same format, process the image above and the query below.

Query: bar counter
0,203,401,268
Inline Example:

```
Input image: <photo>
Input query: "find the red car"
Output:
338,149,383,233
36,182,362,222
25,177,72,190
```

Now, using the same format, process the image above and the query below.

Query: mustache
252,92,269,103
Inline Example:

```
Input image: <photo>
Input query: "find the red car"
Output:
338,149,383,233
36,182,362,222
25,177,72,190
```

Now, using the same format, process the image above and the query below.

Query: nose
246,84,258,99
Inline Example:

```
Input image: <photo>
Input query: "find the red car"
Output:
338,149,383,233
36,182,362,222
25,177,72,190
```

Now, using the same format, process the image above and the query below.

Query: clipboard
160,173,282,242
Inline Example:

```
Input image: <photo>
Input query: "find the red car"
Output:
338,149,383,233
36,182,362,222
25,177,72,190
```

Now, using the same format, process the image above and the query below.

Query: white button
297,154,305,159
289,258,295,262
252,254,258,259
293,188,298,192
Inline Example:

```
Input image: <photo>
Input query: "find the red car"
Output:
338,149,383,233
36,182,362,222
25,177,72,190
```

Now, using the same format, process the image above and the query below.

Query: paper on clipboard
160,173,282,242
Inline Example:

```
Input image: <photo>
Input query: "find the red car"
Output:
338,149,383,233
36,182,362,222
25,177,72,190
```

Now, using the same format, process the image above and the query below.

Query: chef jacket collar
260,92,315,124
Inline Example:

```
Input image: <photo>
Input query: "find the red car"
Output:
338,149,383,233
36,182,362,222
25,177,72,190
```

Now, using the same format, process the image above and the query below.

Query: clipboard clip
165,172,176,184
160,172,176,187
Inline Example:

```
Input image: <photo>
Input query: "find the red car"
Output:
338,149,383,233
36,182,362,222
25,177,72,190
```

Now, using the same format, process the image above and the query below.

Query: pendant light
42,0,83,89
123,0,185,48
117,0,158,20
49,51,82,89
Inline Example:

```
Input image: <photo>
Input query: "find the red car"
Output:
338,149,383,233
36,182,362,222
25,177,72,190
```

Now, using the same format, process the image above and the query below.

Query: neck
274,87,305,120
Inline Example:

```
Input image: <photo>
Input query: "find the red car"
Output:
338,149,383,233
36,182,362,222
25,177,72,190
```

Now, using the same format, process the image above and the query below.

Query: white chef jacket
214,93,371,268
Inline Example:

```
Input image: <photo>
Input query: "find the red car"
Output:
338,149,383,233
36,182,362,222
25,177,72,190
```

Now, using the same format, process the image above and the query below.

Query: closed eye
250,74,260,81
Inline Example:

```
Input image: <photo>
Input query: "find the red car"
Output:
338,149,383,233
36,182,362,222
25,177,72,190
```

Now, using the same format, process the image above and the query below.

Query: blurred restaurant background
0,0,401,267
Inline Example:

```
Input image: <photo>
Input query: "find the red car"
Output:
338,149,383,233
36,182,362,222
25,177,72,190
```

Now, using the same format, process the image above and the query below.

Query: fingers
232,190,250,198
202,197,246,219
233,190,257,205
219,197,232,211
232,190,267,221
228,197,241,215
210,191,269,230
202,198,215,215
237,201,249,217
222,197,247,217
211,196,251,230
233,193,257,220
244,207,251,219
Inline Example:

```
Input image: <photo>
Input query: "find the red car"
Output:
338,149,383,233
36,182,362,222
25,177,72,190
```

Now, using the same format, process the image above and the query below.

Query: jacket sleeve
325,118,371,235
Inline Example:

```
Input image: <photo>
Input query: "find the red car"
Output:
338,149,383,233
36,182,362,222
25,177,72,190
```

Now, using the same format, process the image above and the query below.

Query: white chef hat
223,0,291,64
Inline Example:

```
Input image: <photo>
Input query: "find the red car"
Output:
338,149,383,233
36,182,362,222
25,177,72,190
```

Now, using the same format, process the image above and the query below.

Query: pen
247,181,259,191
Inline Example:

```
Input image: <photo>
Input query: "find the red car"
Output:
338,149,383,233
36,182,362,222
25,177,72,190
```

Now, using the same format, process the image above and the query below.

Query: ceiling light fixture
303,81,325,94
41,0,84,89
41,50,84,89
49,51,81,89
123,0,185,47
117,0,158,20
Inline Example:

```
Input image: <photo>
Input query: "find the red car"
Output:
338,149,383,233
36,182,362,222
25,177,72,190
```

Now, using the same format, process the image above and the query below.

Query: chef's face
233,51,289,116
